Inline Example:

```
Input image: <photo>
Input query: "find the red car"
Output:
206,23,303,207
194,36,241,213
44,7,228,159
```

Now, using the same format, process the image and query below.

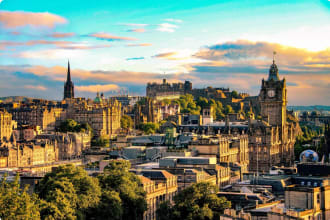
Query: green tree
58,119,92,134
157,182,231,220
224,105,234,114
92,136,110,147
196,97,209,109
97,160,147,220
231,90,239,99
140,122,159,134
36,165,101,219
0,174,41,220
121,115,133,132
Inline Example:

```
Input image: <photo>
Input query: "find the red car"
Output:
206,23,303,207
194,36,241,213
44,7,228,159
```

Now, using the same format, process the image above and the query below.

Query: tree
224,105,234,114
140,122,159,134
231,90,239,99
0,174,41,220
157,182,231,220
58,119,92,134
92,136,110,147
97,160,147,220
36,164,101,219
121,115,133,131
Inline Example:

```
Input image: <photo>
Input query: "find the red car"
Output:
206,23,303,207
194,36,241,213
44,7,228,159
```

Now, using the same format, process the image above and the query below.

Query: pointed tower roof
67,60,71,82
268,52,279,81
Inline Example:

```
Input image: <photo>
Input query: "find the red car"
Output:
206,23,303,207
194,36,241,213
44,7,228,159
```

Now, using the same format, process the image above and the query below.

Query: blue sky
0,0,329,105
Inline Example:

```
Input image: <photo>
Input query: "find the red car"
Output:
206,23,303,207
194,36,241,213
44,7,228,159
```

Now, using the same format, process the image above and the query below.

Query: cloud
88,32,137,41
126,43,152,47
194,40,330,68
0,0,3,4
76,84,120,93
126,57,145,61
0,11,67,28
121,23,149,27
24,85,47,91
127,28,146,33
164,18,182,23
1,40,111,56
153,52,178,59
47,32,75,38
156,23,178,32
152,51,192,60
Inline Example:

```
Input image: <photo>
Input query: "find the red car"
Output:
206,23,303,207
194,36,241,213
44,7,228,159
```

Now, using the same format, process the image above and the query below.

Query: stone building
146,79,192,100
11,106,59,132
138,174,178,220
248,60,300,172
0,139,58,168
133,170,178,220
63,96,122,137
0,109,14,141
36,132,91,160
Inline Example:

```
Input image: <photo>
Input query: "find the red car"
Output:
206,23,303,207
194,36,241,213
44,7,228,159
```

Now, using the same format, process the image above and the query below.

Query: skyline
0,0,329,105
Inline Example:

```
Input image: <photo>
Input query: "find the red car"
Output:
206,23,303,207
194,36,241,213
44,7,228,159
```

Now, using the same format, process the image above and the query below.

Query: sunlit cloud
47,32,75,38
126,43,152,47
88,32,137,41
24,85,47,91
127,28,146,33
0,11,67,28
76,84,120,92
156,23,178,32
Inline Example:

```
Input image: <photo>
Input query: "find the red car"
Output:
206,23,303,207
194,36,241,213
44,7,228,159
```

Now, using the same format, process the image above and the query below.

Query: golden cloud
76,84,120,93
0,11,67,28
88,32,137,41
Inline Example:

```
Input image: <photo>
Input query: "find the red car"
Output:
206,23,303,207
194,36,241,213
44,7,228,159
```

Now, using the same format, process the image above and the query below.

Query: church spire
64,60,74,99
67,60,71,82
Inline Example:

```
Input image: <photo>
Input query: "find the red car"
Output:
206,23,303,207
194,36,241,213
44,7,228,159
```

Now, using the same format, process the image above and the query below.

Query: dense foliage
94,160,147,220
91,135,110,147
294,124,325,160
157,182,231,220
121,115,133,131
0,162,147,220
0,174,40,220
139,122,160,134
36,165,101,219
58,119,92,134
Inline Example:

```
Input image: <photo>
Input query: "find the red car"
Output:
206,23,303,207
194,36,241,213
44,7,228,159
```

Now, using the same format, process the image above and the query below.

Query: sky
0,0,329,105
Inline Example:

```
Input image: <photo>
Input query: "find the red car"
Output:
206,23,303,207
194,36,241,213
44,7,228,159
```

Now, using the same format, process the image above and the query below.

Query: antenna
273,51,276,64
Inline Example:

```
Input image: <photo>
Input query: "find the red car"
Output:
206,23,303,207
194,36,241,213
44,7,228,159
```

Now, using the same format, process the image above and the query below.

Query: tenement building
0,109,14,141
248,59,300,172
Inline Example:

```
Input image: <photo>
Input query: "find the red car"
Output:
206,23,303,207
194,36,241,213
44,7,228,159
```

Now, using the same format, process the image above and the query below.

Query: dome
299,150,319,162
94,92,102,103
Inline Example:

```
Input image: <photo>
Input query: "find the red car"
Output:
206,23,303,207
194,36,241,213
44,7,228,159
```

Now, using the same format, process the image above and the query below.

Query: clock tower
259,58,287,127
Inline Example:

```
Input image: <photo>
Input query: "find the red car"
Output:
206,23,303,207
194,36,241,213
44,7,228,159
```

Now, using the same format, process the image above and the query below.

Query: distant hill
0,96,33,103
287,105,330,112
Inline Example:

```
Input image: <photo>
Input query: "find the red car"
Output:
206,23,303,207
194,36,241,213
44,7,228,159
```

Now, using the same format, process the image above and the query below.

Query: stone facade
0,139,58,168
0,109,14,141
135,170,178,220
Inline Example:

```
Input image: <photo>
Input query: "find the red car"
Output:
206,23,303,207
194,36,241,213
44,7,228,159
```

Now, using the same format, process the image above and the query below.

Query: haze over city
0,0,329,105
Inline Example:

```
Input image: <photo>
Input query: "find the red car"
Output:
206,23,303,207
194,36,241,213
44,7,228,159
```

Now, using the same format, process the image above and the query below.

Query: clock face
268,90,275,98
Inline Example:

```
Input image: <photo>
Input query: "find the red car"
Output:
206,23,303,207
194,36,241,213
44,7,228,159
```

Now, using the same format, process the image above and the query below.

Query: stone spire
67,60,71,82
64,60,74,99
268,51,279,81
